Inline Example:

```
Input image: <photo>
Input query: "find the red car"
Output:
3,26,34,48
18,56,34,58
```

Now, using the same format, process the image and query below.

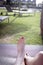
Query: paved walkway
0,44,43,65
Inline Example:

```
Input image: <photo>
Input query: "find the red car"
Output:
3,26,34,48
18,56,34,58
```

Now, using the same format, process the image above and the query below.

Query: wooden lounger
0,16,9,23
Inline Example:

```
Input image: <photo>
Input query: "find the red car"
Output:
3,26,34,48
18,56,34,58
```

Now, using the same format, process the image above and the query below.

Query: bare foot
17,37,25,56
15,37,25,65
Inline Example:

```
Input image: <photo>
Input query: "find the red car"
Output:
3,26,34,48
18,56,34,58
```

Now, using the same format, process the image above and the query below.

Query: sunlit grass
0,12,42,44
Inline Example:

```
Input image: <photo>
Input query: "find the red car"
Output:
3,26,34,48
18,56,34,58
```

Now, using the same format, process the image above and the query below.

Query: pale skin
15,37,43,65
24,51,43,65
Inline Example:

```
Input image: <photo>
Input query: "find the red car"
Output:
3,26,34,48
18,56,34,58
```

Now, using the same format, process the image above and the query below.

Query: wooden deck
0,44,43,65
0,44,43,57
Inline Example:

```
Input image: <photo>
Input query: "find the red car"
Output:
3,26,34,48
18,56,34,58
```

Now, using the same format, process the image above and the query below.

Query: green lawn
0,12,42,44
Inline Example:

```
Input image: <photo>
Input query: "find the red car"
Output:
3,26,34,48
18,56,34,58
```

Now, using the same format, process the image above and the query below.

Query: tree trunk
40,3,43,44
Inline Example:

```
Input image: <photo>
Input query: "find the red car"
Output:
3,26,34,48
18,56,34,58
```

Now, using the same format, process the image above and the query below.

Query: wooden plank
0,44,43,57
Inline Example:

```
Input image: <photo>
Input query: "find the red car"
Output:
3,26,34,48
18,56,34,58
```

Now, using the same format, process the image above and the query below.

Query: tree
19,0,21,16
40,2,43,44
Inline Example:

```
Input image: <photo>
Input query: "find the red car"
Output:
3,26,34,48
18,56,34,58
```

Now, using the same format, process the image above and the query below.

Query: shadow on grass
0,23,28,38
11,15,18,23
18,14,34,17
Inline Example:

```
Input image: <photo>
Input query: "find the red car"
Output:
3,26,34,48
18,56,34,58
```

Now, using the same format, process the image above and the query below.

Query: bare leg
15,37,43,65
32,51,43,65
24,51,43,65
15,37,25,65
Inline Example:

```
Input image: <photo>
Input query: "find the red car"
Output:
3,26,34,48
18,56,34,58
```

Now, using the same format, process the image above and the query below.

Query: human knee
38,51,43,59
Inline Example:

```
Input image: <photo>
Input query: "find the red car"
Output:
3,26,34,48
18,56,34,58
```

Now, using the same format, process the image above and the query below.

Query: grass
0,11,42,44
